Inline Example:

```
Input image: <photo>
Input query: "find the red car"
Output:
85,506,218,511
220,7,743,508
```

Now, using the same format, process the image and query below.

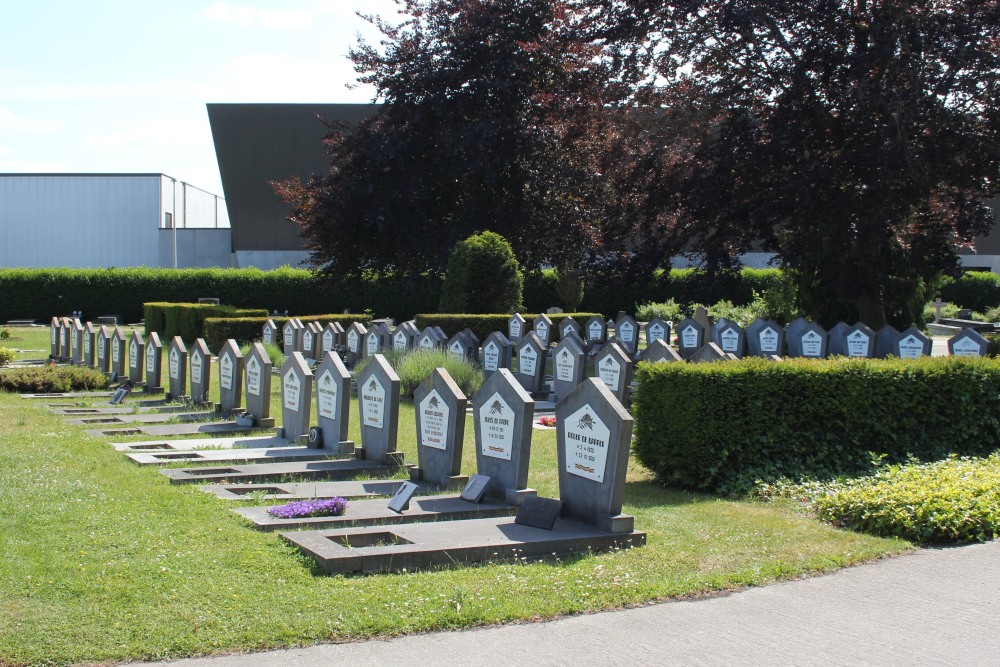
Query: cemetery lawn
0,348,908,666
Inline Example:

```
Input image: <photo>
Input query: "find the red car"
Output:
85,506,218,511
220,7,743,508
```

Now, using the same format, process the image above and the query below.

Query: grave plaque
217,339,245,415
96,325,111,373
357,354,402,464
508,313,527,342
949,328,990,357
345,322,367,365
533,314,553,347
585,316,607,345
560,317,581,341
472,368,535,503
111,327,127,378
896,327,931,359
746,318,785,357
280,352,313,441
413,368,468,487
614,315,639,357
875,325,901,359
514,495,562,530
595,342,633,403
826,322,851,357
843,323,876,358
244,342,273,420
314,351,354,453
480,331,512,376
675,318,705,360
515,332,548,394
71,319,84,366
556,378,635,533
321,322,344,354
50,317,60,358
144,331,163,393
262,319,278,347
189,338,212,404
83,322,96,368
645,317,670,348
642,338,683,363
127,331,145,385
460,474,491,503
552,335,586,402
388,481,419,513
167,336,188,399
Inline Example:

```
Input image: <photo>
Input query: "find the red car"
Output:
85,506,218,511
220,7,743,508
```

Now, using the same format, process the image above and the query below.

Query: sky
0,0,401,197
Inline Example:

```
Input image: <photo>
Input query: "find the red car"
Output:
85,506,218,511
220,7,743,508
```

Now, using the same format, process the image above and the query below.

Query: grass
0,327,910,665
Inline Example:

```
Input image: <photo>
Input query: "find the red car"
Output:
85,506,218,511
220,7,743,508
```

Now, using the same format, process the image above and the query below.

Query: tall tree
598,0,1000,327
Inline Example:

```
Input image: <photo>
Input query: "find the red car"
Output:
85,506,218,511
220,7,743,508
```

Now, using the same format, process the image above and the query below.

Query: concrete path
140,540,1000,666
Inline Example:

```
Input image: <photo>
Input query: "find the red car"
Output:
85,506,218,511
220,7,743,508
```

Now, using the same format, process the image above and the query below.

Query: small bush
555,267,585,312
0,366,110,393
0,347,14,367
0,327,10,340
439,231,523,313
357,349,484,400
241,342,285,369
636,300,683,323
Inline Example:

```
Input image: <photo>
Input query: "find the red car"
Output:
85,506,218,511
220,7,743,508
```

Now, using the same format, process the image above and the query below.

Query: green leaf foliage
0,365,110,393
633,356,1000,496
439,232,524,314
143,303,267,342
0,347,14,367
202,315,367,352
353,348,484,400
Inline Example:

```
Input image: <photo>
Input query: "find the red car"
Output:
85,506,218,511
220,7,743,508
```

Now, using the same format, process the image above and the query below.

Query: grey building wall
158,229,234,268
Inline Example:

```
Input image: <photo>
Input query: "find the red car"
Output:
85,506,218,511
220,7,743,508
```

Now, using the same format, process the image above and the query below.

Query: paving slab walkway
137,540,1000,666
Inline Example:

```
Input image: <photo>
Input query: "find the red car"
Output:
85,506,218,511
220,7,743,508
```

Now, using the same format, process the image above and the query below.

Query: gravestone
50,317,61,358
515,332,548,394
843,323,876,358
508,313,527,342
416,327,442,351
642,338,683,363
413,367,469,487
746,318,785,357
557,377,636,534
301,323,320,362
875,325,901,359
675,318,705,360
948,328,990,357
127,330,145,385
447,331,478,363
691,342,727,363
357,354,403,464
364,323,391,359
614,315,639,358
216,339,245,415
314,351,355,454
552,335,586,402
594,342,634,404
712,319,746,358
585,316,607,346
60,317,72,361
693,306,713,333
826,322,851,357
189,338,212,404
96,325,111,374
793,323,828,359
111,327,127,378
533,314,554,347
71,319,84,366
472,368,536,504
279,352,313,441
321,322,344,354
144,332,164,393
281,319,298,355
560,317,581,341
480,331,512,376
644,317,670,349
167,336,188,400
82,322,96,368
262,319,279,347
393,321,419,351
784,317,811,356
344,322,367,366
896,327,931,358
244,342,273,421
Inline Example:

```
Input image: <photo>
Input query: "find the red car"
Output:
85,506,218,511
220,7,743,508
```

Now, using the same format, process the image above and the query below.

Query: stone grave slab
20,391,114,400
712,319,746,358
508,313,527,342
314,351,355,454
127,330,144,385
480,331,512,376
216,339,244,415
281,319,300,355
896,327,931,358
948,328,990,357
416,327,441,351
364,323,390,359
127,445,340,466
344,322,367,365
321,322,344,354
641,339,683,363
143,332,164,394
279,351,313,442
594,342,633,404
644,317,670,349
412,367,468,487
357,354,403,465
84,418,267,439
826,322,851,357
843,323,876,358
160,457,397,485
472,368,536,504
59,317,72,361
792,323,827,359
301,324,320,362
111,434,291,452
560,317,581,341
675,318,705,360
746,318,785,357
262,319,279,346
189,338,212,404
49,317,60,358
447,331,478,363
585,316,607,345
70,319,84,365
201,479,432,502
552,336,586,402
875,325,901,359
67,409,217,426
111,326,128,378
83,322,96,368
96,325,111,374
614,315,639,357
691,342,727,363
392,321,419,352
244,342,273,422
166,336,187,399
515,332,548,395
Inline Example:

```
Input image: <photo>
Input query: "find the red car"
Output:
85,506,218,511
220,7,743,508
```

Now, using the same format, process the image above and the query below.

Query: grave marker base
408,468,469,489
283,516,646,574
202,479,434,501
66,410,216,426
127,446,344,466
160,458,402,485
354,449,405,466
84,418,275,439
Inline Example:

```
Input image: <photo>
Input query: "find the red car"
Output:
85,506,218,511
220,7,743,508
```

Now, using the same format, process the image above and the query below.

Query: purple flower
266,497,348,519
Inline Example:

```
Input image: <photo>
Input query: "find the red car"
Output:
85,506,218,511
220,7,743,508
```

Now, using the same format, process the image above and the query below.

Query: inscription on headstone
244,342,273,420
413,368,468,487
508,313,527,342
472,368,535,504
552,335,586,402
948,328,989,357
189,338,212,404
480,331,512,376
357,354,401,464
216,339,244,415
675,318,705,360
586,316,607,345
515,332,548,394
167,336,187,399
313,351,354,453
594,342,633,404
127,331,144,385
280,352,313,441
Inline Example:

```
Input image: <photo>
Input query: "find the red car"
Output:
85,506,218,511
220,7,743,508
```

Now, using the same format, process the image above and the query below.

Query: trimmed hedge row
144,303,267,342
632,356,1000,496
0,366,110,393
414,313,603,342
202,315,366,352
940,271,1000,313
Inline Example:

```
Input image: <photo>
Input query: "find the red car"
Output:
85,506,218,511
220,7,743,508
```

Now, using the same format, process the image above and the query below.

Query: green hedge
633,356,1000,496
940,272,1000,313
144,303,267,342
0,366,110,393
202,315,366,352
414,313,603,342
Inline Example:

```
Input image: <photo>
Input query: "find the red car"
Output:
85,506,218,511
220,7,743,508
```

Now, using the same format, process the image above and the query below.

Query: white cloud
0,160,70,172
201,3,313,29
79,116,207,155
0,108,61,134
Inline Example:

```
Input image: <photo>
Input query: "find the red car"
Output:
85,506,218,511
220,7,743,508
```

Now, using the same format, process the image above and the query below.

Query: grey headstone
127,330,144,385
552,335,586,402
746,318,785,357
244,342,273,420
71,319,84,365
594,342,633,403
364,323,391,359
792,323,827,358
642,338,683,363
826,322,851,357
508,313,527,342
784,317,811,357
281,319,298,355
533,314,554,347
514,495,562,530
321,322,344,354
217,339,245,415
314,351,354,453
60,317,71,361
896,327,931,358
693,306,712,332
515,332,548,394
279,351,312,441
416,327,442,351
144,332,163,392
447,331,478,363
413,367,468,487
460,474,491,503
674,318,705,360
301,324,320,362
357,354,402,464
875,325,901,359
585,316,607,345
49,317,60,358
167,336,188,399
111,326,127,377
392,321,419,352
949,328,990,357
262,319,279,347
83,322,96,368
712,319,746,358
189,338,212,404
691,342,727,363
614,315,639,357
96,325,111,373
644,317,670,348
556,377,635,534
480,331,512,376
560,317,581,341
843,323,876,358
344,322,367,365
472,368,535,504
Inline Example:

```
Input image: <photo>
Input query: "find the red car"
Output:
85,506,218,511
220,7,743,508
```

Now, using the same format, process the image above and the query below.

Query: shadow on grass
622,479,715,509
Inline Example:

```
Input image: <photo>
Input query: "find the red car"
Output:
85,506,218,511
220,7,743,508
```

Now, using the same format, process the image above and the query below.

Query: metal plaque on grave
794,323,827,359
713,320,746,358
746,318,785,357
480,331,512,376
167,336,188,399
82,322,96,368
843,323,875,358
280,352,312,441
217,339,245,414
642,338,683,363
826,322,851,356
556,378,635,534
896,327,931,359
244,342,272,420
111,327,127,378
413,368,468,487
508,313,527,342
472,369,535,504
314,351,354,453
71,319,84,365
50,317,60,358
144,332,163,392
675,318,705,360
875,325,900,359
515,332,548,394
127,331,145,385
595,342,633,403
552,335,586,402
614,315,639,357
948,328,989,357
533,314,553,347
357,354,401,464
189,338,212,404
645,317,670,348
560,317,581,341
262,319,278,347
585,316,607,345
96,325,111,373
